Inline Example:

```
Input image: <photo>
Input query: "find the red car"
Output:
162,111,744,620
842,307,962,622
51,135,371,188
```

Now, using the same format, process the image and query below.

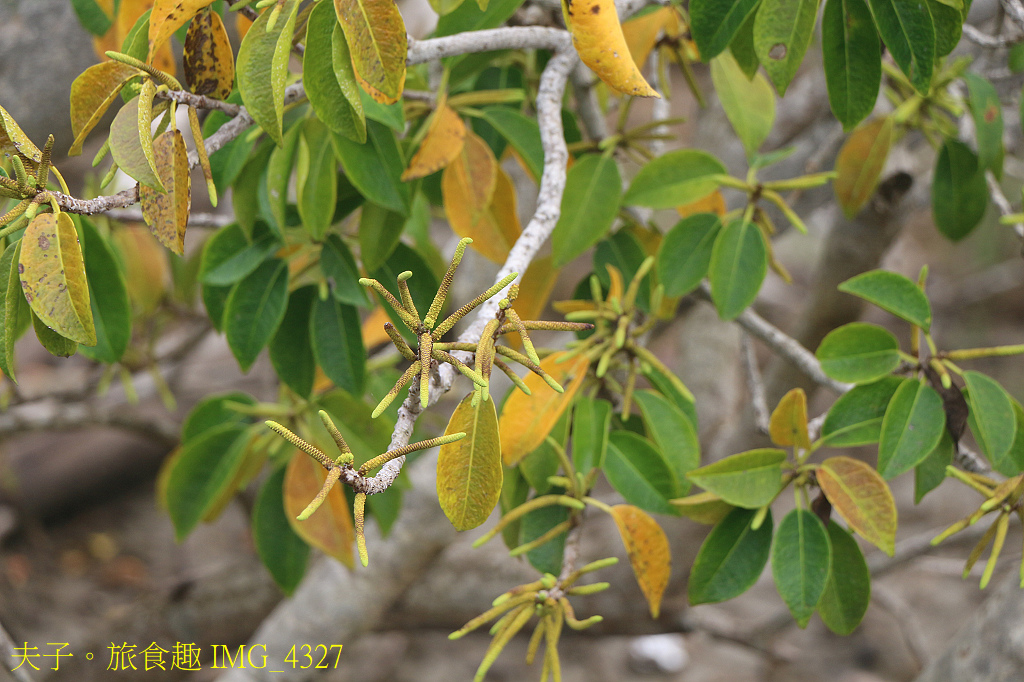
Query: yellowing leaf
148,0,215,59
69,62,142,156
402,104,467,181
284,450,354,567
141,130,191,255
112,225,168,314
360,305,392,348
109,94,163,191
677,190,726,218
0,105,42,163
670,491,733,524
817,456,896,556
236,0,299,146
183,7,235,101
769,388,810,449
19,213,96,346
500,352,590,465
610,504,671,618
622,7,678,71
507,255,559,349
334,0,407,104
437,392,503,531
562,0,659,97
834,117,894,218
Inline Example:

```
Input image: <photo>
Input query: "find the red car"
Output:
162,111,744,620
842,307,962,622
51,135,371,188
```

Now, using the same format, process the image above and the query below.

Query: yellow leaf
500,352,590,465
19,213,96,346
0,106,41,164
769,388,810,449
69,62,142,156
437,393,503,531
148,0,216,60
817,456,896,556
677,189,726,218
622,7,677,71
284,450,354,567
236,10,256,41
626,223,661,256
562,0,659,97
834,117,893,218
507,255,559,349
361,305,392,349
140,130,192,255
183,7,235,101
669,491,733,525
112,225,168,315
334,0,407,104
610,504,671,618
402,104,467,181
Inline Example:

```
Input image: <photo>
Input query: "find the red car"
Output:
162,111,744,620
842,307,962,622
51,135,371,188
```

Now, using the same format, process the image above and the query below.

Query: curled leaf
562,0,659,97
141,129,192,255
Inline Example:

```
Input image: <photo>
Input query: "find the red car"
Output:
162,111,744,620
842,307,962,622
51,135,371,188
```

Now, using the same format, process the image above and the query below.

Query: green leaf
753,0,820,95
331,120,410,215
623,150,727,209
964,371,1016,466
436,0,524,36
605,431,678,516
822,0,881,130
371,243,440,339
321,234,370,307
867,0,934,93
235,0,298,145
20,212,96,346
878,380,945,479
0,241,25,381
708,218,767,320
657,213,722,297
480,107,544,183
816,455,897,555
689,507,773,604
204,95,255,192
995,400,1024,476
232,139,275,239
270,286,316,398
200,222,281,286
595,230,651,311
929,0,962,57
437,393,503,530
182,391,256,443
552,155,622,267
964,74,1004,177
820,376,904,446
225,258,289,372
690,0,763,60
729,10,761,78
519,499,569,575
932,138,988,242
310,295,365,395
634,390,700,496
710,52,776,157
252,466,309,595
818,521,870,635
360,89,406,131
165,422,249,540
109,95,163,190
71,0,114,36
297,120,338,241
915,428,953,502
360,202,405,273
687,448,786,508
77,217,131,364
202,282,232,332
265,123,302,232
32,313,77,358
815,322,900,384
838,269,932,330
520,437,561,495
772,509,831,627
569,395,610,476
641,363,699,428
305,1,366,142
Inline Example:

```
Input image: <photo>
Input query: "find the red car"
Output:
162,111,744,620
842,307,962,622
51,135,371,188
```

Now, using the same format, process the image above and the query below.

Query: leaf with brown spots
562,0,659,97
69,61,142,156
609,504,671,617
334,0,407,104
148,0,216,60
141,130,191,255
19,212,96,346
284,450,354,568
402,104,466,181
183,7,235,101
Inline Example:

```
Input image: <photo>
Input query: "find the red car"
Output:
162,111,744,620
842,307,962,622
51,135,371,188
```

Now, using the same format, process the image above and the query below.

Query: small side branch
741,334,771,435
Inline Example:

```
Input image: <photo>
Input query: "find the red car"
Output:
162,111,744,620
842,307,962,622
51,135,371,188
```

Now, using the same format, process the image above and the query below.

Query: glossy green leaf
753,0,820,95
331,121,409,215
552,155,622,266
708,218,767,320
641,363,699,428
867,0,934,93
165,422,249,540
623,150,727,209
838,269,932,330
310,295,365,394
305,0,366,142
480,107,544,182
964,371,1016,466
224,258,289,371
202,282,232,332
687,448,785,508
360,89,406,131
359,202,405,273
710,52,775,157
270,286,316,398
436,0,524,35
572,395,611,476
0,242,24,381
77,217,131,364
71,0,114,35
321,234,370,307
816,322,900,384
236,0,298,146
232,139,274,239
657,213,722,297
822,0,881,130
182,391,257,443
878,380,945,479
253,466,309,595
689,507,773,604
818,522,870,635
605,431,678,516
690,0,763,60
932,138,988,242
109,95,163,190
265,123,302,233
32,313,77,358
199,222,280,286
929,0,962,57
995,400,1024,476
438,393,502,530
772,509,831,627
915,428,953,502
204,96,256,192
820,376,904,446
520,499,569,575
297,120,338,241
964,74,1004,176
729,10,760,78
634,390,700,496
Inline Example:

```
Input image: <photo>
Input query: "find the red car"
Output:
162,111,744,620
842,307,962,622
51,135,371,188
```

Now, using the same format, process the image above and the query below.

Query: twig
741,334,770,435
1000,0,1024,33
103,208,234,229
985,171,1024,242
0,401,179,444
962,23,1023,48
157,89,241,116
